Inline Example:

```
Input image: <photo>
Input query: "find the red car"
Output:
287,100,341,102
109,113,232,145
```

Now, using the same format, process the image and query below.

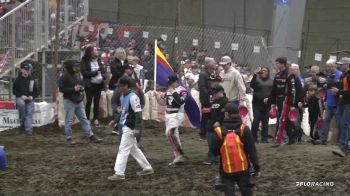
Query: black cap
211,84,224,94
21,63,32,70
119,76,132,87
168,74,178,85
224,102,239,114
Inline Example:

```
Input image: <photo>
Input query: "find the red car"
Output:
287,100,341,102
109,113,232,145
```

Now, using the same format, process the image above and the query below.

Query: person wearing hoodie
13,61,38,136
59,60,102,145
211,102,260,196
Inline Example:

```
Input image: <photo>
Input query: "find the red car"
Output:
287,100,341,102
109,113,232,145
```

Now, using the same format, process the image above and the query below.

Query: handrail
0,0,32,20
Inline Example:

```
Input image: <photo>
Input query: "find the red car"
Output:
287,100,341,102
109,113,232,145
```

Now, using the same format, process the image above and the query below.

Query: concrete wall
301,0,350,67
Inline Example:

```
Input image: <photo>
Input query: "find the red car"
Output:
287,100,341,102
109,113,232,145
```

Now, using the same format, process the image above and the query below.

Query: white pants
165,113,184,157
114,126,152,175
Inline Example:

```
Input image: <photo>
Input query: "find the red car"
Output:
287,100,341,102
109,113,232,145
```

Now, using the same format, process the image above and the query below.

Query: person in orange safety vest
211,101,261,196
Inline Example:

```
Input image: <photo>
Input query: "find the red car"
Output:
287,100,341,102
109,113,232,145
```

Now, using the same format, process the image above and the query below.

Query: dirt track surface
0,121,349,196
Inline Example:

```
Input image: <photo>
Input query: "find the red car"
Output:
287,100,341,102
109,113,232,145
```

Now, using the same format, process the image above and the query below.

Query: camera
79,86,85,91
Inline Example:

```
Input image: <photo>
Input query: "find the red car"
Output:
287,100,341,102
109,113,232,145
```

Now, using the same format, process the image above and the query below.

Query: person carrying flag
154,74,188,166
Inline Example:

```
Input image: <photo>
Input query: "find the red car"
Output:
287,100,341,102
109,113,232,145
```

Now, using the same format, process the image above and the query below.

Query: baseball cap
219,56,232,65
21,63,32,70
168,74,178,85
211,84,225,94
119,76,132,87
224,101,239,114
336,57,350,65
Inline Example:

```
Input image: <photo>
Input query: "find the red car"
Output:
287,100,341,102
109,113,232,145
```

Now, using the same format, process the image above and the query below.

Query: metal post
53,0,61,102
42,50,46,101
64,0,69,38
9,13,16,100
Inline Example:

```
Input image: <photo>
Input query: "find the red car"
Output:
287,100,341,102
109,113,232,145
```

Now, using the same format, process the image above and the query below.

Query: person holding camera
250,66,273,143
59,60,102,145
13,61,38,136
211,102,260,196
331,57,350,157
321,59,343,145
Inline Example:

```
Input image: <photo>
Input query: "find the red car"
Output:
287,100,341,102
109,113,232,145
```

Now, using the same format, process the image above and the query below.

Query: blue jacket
0,147,7,171
325,70,342,106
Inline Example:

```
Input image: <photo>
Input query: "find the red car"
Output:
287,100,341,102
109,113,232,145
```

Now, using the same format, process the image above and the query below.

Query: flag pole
153,40,157,91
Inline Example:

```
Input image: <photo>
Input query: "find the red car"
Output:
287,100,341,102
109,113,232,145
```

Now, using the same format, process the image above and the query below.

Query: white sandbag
148,91,160,121
106,90,114,117
98,91,108,119
301,109,310,136
142,92,151,120
57,92,65,127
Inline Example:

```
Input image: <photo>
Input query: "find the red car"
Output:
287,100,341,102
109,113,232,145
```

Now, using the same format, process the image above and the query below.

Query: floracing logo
296,182,334,187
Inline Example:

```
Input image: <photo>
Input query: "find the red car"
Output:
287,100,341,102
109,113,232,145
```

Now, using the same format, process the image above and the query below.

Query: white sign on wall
142,31,149,38
192,39,199,46
161,34,168,41
315,53,322,61
253,46,260,54
329,55,337,61
214,42,221,49
124,31,130,38
231,43,239,51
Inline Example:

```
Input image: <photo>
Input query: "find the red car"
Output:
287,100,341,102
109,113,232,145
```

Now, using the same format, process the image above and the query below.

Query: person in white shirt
219,56,246,106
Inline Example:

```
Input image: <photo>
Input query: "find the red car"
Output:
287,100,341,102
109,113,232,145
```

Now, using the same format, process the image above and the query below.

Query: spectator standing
219,56,246,106
198,57,216,140
331,58,350,157
81,46,106,127
59,60,102,145
250,66,273,143
321,59,343,145
13,62,38,136
269,57,289,143
109,47,128,90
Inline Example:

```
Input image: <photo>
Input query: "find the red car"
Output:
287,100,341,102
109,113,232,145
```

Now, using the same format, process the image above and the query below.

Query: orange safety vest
214,124,248,174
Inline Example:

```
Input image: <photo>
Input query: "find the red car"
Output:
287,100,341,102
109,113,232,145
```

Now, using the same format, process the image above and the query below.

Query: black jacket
81,58,106,88
198,68,211,107
285,75,304,107
59,72,85,103
13,75,38,98
207,96,228,132
109,58,128,90
211,116,260,176
269,68,289,105
250,74,273,107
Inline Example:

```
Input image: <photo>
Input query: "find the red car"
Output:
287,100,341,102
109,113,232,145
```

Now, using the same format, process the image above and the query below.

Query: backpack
214,124,248,174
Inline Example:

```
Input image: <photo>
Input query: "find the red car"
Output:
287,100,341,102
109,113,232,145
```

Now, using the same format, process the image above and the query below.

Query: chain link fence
0,18,274,101
71,20,274,73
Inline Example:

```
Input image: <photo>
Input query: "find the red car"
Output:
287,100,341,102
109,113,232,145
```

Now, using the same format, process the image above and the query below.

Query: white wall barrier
0,102,55,132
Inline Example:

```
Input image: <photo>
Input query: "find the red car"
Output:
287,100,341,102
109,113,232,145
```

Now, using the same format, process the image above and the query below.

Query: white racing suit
156,85,187,160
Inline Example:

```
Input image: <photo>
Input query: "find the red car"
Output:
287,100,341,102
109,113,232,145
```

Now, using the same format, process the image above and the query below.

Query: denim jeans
16,97,34,133
336,103,344,143
321,105,338,142
252,105,269,142
339,104,350,151
64,99,94,140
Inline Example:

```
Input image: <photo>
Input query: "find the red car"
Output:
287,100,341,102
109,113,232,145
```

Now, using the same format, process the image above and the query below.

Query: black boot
89,135,102,143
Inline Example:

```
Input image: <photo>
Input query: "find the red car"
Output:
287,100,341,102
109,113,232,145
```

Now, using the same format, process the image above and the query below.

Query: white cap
290,63,299,69
326,59,336,65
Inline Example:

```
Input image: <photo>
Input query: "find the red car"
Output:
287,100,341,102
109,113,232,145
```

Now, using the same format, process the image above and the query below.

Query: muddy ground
0,120,349,196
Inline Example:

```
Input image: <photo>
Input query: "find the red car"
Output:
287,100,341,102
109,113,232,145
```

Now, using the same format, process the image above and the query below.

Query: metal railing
0,0,88,99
